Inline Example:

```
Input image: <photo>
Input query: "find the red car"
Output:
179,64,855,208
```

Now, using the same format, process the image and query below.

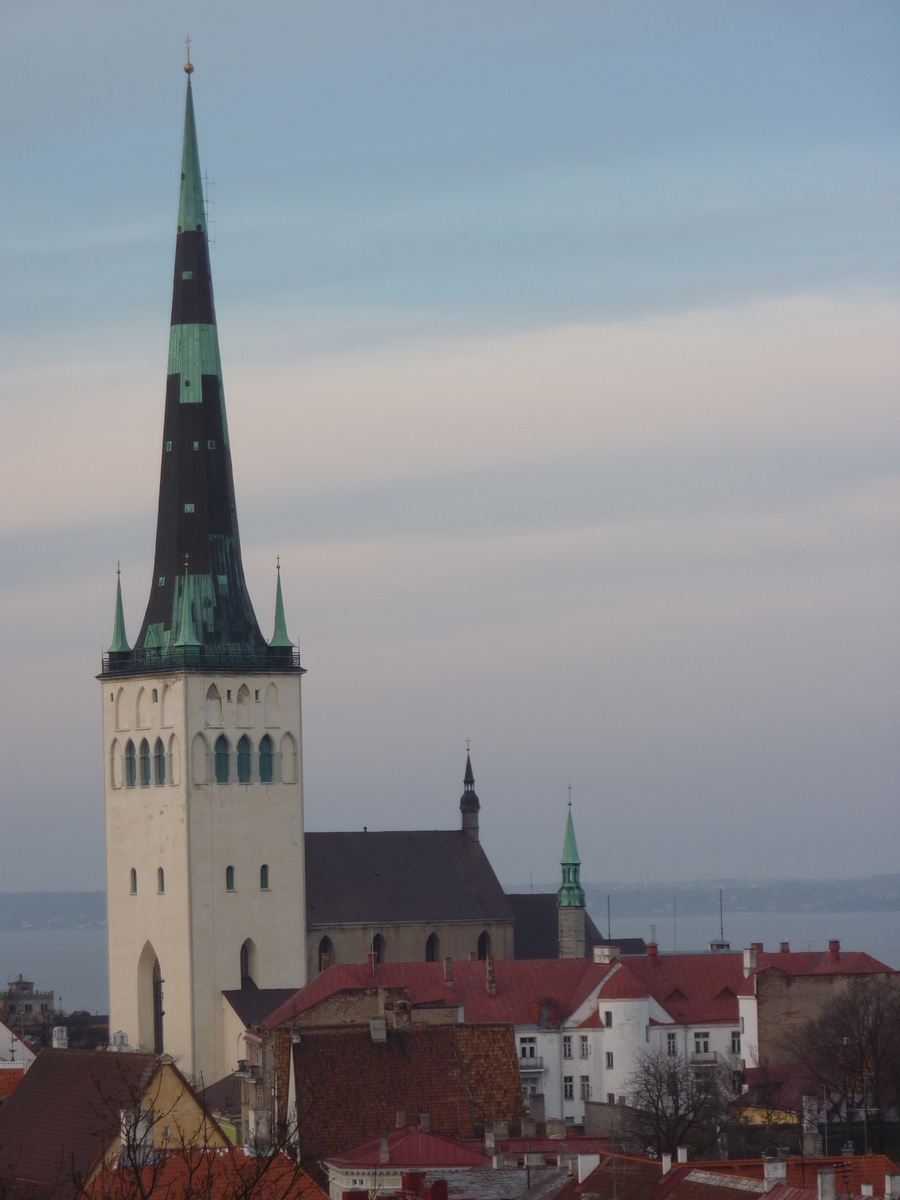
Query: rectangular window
184,503,194,513
165,440,172,451
694,1031,710,1054
741,1016,745,1034
207,439,216,449
563,1035,572,1059
605,1051,614,1069
607,1092,615,1105
667,1032,677,1055
158,577,165,586
193,440,199,450
24,1004,32,1014
227,690,232,702
731,1031,741,1055
255,689,260,701
519,1036,536,1059
580,1075,590,1100
563,1076,574,1100
152,689,158,703
580,1034,589,1058
604,1011,613,1028
40,1004,48,1012
182,270,193,279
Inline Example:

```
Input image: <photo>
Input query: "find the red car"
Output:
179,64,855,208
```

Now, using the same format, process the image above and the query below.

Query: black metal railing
101,644,303,677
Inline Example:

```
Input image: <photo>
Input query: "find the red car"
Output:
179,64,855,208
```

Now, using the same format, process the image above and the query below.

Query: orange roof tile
86,1148,327,1199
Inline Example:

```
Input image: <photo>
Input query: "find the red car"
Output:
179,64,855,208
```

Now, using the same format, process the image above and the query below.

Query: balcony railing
101,645,303,677
691,1050,718,1064
519,1056,544,1072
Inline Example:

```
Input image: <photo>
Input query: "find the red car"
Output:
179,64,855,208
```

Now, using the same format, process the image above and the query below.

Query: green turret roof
557,802,585,908
173,564,201,648
269,561,294,648
109,569,132,654
178,78,207,239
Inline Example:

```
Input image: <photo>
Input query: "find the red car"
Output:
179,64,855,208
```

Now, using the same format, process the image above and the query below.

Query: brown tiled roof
0,1048,158,1191
578,1155,666,1200
85,1148,329,1199
306,830,514,925
289,1023,525,1160
507,895,645,959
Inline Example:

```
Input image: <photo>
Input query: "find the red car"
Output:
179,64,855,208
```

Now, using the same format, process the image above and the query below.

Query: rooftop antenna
719,887,724,942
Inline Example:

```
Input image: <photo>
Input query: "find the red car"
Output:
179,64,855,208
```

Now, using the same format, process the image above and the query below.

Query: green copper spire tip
173,562,201,648
269,558,294,648
557,799,585,908
109,566,132,654
178,71,207,238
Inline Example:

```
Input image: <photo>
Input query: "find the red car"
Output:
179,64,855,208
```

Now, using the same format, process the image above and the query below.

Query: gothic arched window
152,958,164,1054
124,740,136,788
153,738,166,786
215,735,229,783
477,930,491,960
226,865,235,892
237,735,251,784
425,932,439,963
259,735,274,783
157,867,165,894
240,939,257,982
318,937,333,973
371,934,385,965
260,864,269,890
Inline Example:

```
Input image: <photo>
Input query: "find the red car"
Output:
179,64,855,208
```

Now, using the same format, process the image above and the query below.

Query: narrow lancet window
226,865,235,892
130,868,137,895
157,867,165,894
153,738,166,785
215,735,229,783
237,735,251,784
124,741,136,788
259,735,273,783
260,864,269,890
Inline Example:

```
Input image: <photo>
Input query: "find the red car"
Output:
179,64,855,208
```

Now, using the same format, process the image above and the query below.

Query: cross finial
184,35,194,75
276,555,281,571
465,737,470,753
116,561,121,577
568,784,572,808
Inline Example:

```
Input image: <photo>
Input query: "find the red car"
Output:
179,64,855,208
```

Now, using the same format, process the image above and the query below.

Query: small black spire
460,749,480,841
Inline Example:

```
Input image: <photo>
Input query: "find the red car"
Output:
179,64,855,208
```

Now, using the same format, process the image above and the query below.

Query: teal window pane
124,741,136,788
237,735,251,784
259,735,273,783
215,736,229,783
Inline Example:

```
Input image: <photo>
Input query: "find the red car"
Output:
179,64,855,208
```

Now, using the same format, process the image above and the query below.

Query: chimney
444,956,453,985
594,945,619,964
485,1129,495,1151
779,942,790,954
52,1027,68,1050
661,1154,672,1175
817,1170,836,1200
492,1153,506,1170
419,1112,431,1133
369,1016,387,1043
396,1110,406,1128
764,1161,787,1191
743,946,758,976
677,1147,688,1163
486,956,496,997
829,939,840,960
380,1136,390,1164
886,1176,900,1199
647,941,659,966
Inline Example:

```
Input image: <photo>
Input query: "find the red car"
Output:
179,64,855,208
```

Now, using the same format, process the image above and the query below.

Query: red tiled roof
596,955,747,1025
578,1154,666,1200
325,1125,490,1168
736,950,895,996
264,959,615,1030
288,1023,525,1160
86,1148,327,1199
691,1156,899,1195
0,1065,25,1101
0,1049,158,1190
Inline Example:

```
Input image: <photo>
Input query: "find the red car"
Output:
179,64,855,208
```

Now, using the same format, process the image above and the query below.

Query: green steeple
109,567,132,654
269,559,294,648
173,561,201,649
178,77,207,240
557,802,585,908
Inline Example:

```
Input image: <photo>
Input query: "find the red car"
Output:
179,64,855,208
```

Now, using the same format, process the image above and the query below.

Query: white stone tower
100,60,306,1085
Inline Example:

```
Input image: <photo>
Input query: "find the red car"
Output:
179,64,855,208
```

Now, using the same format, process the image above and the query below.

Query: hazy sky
0,2,898,891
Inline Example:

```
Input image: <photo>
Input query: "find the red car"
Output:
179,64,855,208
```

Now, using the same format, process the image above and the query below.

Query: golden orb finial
184,34,194,74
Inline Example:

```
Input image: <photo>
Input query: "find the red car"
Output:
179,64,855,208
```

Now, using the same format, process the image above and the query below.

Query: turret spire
109,565,132,655
460,746,480,842
557,801,585,907
270,557,294,648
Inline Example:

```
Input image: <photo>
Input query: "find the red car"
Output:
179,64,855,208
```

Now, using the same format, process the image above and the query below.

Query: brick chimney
647,941,659,966
779,942,790,954
485,956,496,997
829,939,840,960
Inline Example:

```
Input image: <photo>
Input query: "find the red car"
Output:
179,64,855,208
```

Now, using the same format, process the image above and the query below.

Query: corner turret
108,567,132,661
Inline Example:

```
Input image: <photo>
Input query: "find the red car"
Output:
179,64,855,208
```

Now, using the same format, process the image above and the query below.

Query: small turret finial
184,34,194,75
116,561,121,577
277,555,281,571
568,784,572,808
465,737,470,752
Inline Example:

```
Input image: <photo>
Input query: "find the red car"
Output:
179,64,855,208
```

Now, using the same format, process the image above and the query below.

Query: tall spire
557,800,585,908
109,566,132,655
269,558,294,648
460,745,480,842
133,62,268,662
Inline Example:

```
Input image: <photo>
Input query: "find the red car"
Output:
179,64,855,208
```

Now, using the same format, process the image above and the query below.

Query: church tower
100,59,306,1084
557,801,586,958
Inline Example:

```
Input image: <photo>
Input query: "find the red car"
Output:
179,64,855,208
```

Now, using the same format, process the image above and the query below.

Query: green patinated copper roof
557,804,585,908
109,571,132,654
178,80,207,239
269,564,294,648
173,566,201,649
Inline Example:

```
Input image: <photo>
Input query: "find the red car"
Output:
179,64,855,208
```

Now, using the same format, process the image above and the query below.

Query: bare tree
625,1047,731,1158
791,975,900,1154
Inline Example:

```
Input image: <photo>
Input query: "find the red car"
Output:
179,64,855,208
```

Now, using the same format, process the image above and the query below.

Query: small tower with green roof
557,797,586,958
